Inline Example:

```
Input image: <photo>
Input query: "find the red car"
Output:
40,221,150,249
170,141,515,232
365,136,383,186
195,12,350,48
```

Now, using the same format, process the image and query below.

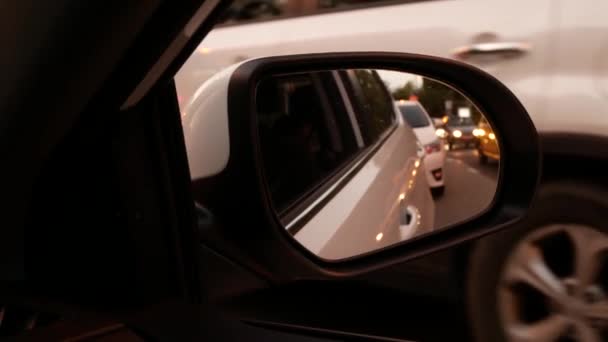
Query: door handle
452,42,531,60
399,203,420,240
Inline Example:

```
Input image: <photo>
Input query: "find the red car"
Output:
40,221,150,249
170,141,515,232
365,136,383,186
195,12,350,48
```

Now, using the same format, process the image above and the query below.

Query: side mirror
183,52,539,275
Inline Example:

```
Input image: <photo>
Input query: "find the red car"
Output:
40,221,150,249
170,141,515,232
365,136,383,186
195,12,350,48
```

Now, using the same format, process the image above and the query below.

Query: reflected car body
476,117,499,163
396,100,446,192
182,66,435,260
444,115,477,150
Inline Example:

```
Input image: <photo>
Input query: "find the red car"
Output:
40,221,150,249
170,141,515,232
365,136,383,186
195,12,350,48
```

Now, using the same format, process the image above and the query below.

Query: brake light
425,142,441,154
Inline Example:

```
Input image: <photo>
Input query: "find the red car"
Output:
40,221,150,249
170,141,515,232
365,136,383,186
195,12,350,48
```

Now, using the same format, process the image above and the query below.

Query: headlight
435,128,448,138
452,130,462,138
473,128,486,137
488,132,496,140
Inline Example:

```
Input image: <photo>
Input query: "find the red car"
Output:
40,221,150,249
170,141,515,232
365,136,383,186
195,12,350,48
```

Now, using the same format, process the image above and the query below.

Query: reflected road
434,149,499,228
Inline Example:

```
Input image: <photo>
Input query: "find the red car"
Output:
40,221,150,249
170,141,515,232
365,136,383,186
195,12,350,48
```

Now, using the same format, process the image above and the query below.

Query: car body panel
176,0,556,136
477,119,499,161
295,121,435,260
182,63,241,179
540,0,608,136
412,125,437,146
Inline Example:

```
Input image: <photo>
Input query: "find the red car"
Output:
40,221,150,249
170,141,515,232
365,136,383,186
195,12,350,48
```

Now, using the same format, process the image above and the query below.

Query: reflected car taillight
424,142,441,154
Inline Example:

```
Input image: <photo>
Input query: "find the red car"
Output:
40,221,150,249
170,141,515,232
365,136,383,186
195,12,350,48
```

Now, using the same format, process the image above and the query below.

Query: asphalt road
434,148,499,228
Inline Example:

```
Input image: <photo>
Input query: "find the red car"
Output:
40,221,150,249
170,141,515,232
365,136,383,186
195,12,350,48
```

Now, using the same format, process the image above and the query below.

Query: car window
256,72,359,214
218,0,429,26
341,69,396,144
399,104,430,128
447,116,474,127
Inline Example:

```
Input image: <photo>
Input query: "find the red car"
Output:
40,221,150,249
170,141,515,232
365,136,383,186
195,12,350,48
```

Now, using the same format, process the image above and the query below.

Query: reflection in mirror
255,69,499,260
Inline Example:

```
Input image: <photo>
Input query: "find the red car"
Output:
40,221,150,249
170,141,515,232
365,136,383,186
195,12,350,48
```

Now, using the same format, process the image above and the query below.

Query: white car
396,100,446,195
176,1,608,340
176,0,608,140
183,66,435,260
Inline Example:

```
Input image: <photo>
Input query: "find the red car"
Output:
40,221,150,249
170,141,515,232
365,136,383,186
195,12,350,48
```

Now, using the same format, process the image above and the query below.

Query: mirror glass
255,69,499,260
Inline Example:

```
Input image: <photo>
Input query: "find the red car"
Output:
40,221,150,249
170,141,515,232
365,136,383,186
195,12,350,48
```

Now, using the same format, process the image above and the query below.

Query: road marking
467,167,479,174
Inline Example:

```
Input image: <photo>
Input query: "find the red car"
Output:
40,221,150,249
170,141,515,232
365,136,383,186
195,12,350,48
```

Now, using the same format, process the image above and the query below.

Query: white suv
176,1,608,340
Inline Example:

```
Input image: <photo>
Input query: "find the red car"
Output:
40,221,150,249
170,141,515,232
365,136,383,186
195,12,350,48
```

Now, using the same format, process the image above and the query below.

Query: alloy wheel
498,224,608,342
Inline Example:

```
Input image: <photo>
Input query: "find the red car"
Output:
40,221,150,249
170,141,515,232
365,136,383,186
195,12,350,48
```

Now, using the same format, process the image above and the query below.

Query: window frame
259,72,359,219
340,69,397,145
282,70,398,235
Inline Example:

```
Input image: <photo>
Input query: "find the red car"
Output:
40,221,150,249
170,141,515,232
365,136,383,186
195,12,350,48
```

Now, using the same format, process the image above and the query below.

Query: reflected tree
392,78,483,124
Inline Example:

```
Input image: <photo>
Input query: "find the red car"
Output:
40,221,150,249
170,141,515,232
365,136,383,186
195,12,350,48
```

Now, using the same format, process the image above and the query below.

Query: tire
431,186,445,197
467,182,608,342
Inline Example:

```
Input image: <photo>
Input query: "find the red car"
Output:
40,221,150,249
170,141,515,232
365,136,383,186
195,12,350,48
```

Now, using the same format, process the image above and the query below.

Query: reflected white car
396,101,447,195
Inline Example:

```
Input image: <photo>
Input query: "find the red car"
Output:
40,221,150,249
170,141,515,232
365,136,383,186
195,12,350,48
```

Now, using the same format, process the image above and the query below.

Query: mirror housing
183,52,540,281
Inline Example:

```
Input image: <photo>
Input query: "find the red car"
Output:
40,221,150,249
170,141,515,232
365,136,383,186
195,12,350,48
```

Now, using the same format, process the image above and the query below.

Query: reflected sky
377,70,422,91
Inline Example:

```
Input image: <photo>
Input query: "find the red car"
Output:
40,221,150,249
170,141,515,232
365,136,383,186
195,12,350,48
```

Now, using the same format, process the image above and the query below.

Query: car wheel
479,152,488,164
467,182,608,342
431,186,445,197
